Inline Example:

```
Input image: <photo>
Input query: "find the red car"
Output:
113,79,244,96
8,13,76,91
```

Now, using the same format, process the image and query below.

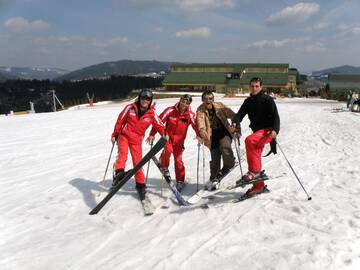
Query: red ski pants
245,128,273,173
160,142,185,182
114,135,145,184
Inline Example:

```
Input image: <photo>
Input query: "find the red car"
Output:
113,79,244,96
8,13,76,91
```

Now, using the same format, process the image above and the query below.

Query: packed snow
1,96,360,270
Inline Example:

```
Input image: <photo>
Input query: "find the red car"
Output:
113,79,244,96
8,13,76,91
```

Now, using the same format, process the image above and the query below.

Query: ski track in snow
1,97,360,270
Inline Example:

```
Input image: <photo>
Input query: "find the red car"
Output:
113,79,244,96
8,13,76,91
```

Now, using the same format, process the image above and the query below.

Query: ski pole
235,137,244,179
202,144,205,185
276,141,312,201
145,142,153,184
196,143,200,191
98,141,115,196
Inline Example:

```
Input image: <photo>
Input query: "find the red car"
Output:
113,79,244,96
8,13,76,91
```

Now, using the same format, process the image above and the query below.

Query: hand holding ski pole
146,135,154,144
195,136,204,144
267,129,277,139
231,123,241,138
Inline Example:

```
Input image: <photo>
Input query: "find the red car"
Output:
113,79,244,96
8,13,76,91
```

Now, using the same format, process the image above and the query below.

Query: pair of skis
89,137,188,215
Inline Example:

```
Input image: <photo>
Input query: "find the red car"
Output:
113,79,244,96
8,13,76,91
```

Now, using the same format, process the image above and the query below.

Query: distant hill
312,65,360,76
0,66,69,80
0,71,18,81
55,60,173,81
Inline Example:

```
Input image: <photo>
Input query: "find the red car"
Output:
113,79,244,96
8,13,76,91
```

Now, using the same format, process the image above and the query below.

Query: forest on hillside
0,76,162,114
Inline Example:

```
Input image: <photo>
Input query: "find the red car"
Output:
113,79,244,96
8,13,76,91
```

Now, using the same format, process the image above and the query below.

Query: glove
263,139,277,157
231,124,241,138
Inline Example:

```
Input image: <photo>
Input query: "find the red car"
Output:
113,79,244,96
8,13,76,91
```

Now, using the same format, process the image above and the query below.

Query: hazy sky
1,0,360,72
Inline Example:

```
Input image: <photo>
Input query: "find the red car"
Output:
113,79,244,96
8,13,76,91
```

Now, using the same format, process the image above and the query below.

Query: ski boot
236,171,261,186
175,181,186,192
245,181,266,196
112,169,125,189
205,168,230,191
136,183,147,201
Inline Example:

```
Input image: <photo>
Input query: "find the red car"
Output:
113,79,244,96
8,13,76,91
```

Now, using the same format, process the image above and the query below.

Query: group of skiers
110,77,280,201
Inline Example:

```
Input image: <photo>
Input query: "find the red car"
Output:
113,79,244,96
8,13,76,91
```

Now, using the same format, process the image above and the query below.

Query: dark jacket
233,91,280,134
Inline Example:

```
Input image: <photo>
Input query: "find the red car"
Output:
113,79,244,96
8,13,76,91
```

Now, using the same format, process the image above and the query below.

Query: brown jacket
196,102,235,149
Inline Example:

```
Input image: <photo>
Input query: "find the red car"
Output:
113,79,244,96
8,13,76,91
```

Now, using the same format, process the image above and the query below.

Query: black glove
263,139,277,157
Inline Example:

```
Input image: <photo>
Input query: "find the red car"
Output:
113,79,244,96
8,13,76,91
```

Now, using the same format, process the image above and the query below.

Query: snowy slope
1,97,360,270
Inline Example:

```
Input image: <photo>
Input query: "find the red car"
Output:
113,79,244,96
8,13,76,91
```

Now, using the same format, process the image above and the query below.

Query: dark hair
137,89,153,107
139,88,153,99
180,94,192,104
249,77,263,86
201,90,214,101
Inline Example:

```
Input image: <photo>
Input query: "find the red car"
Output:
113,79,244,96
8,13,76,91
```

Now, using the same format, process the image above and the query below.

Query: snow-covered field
1,97,360,270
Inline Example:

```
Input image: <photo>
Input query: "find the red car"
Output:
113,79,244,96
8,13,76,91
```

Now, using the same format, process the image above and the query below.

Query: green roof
171,63,289,68
163,72,226,84
288,69,299,76
240,73,289,85
163,72,289,86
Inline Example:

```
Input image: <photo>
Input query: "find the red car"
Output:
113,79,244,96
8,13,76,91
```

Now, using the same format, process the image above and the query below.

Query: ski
188,171,269,205
89,137,167,215
140,195,155,216
233,186,270,203
151,156,188,206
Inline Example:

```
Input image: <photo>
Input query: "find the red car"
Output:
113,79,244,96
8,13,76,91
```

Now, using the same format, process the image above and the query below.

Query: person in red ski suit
111,89,165,200
146,94,201,192
233,77,280,196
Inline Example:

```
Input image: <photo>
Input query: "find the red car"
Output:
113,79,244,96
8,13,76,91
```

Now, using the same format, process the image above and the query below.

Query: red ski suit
150,103,200,182
112,102,165,184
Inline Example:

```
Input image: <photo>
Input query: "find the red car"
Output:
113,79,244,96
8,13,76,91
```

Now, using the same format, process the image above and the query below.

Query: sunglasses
203,96,214,101
140,96,151,101
180,98,191,105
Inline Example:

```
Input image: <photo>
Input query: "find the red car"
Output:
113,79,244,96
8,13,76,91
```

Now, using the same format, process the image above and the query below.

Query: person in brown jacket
196,90,236,190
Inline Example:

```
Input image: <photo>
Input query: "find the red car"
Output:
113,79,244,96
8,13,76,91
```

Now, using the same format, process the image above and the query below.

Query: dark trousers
210,135,235,180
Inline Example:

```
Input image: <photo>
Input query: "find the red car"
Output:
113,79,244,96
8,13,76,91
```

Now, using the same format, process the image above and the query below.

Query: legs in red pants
244,129,273,195
114,135,145,184
160,142,185,182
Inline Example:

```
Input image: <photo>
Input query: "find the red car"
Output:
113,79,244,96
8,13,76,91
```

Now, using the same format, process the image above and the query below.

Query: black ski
89,137,167,215
151,156,188,206
233,185,270,203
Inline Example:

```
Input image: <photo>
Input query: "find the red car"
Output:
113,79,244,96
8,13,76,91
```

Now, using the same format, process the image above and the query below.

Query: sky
0,0,360,72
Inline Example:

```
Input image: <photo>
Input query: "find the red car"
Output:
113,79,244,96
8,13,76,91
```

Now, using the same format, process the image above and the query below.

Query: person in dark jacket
233,77,280,196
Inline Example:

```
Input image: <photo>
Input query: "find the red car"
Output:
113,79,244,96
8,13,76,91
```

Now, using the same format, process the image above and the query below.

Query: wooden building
163,63,298,94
